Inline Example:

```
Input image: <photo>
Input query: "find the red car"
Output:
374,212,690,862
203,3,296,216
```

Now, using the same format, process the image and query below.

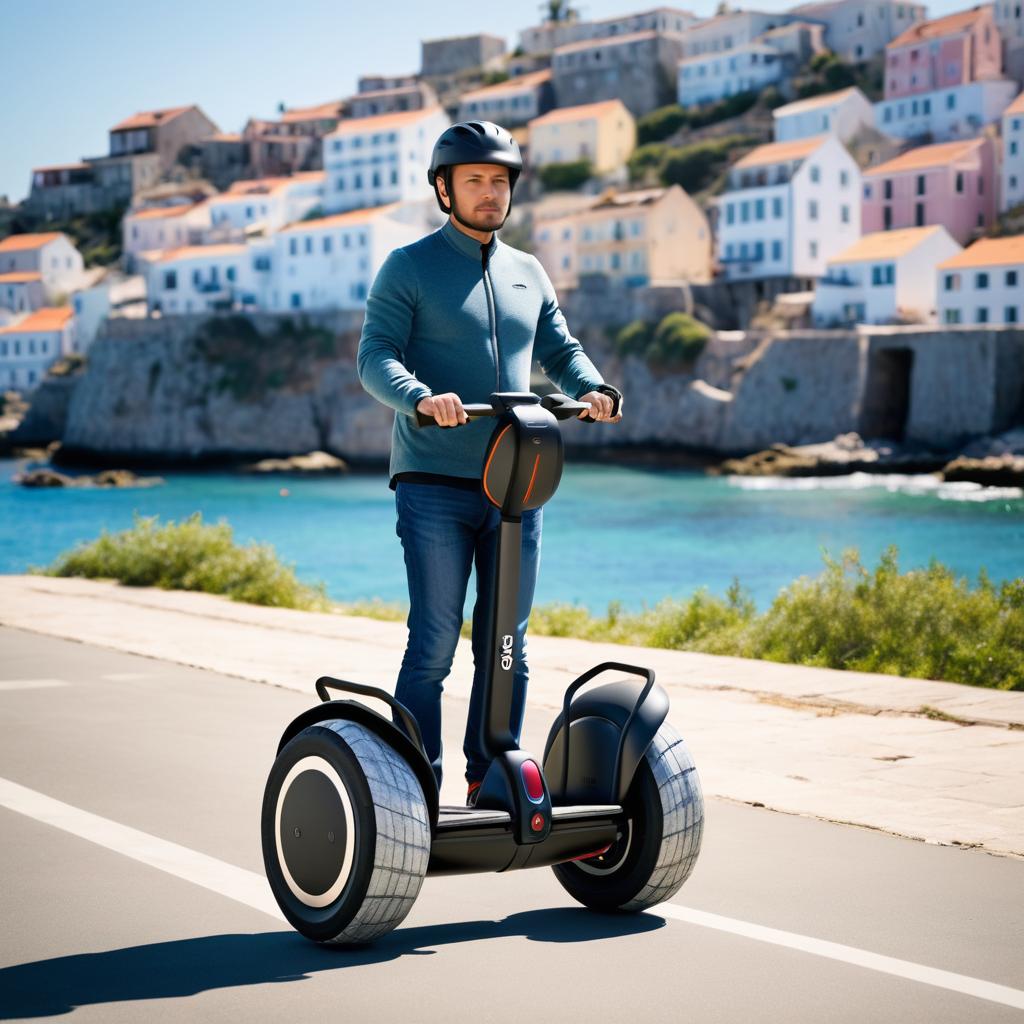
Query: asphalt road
0,626,1022,1023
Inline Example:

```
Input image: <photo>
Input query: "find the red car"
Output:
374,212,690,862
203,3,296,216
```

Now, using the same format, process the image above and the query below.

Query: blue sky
3,0,969,205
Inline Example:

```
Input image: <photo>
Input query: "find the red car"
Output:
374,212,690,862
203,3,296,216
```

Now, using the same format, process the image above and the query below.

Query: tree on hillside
542,0,578,22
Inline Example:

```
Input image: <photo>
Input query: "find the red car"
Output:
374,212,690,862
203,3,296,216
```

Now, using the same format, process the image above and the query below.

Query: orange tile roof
31,162,91,173
127,203,205,222
864,137,982,176
146,244,248,264
0,232,66,252
278,204,400,233
529,99,630,127
1006,91,1024,117
733,134,829,170
888,7,988,49
0,307,73,334
111,105,194,132
774,87,859,117
460,70,553,102
828,226,948,263
225,176,290,195
0,272,43,283
218,172,323,202
280,100,346,123
329,106,444,135
205,132,244,143
554,29,657,54
937,234,1024,269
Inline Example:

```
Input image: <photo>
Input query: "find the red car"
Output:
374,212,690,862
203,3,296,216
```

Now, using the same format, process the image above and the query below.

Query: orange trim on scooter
482,423,512,507
522,453,541,505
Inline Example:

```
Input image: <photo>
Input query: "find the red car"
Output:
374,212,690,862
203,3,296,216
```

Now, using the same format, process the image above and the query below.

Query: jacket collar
440,218,498,264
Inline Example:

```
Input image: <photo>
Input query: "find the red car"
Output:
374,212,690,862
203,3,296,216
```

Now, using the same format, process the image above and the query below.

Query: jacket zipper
481,244,500,391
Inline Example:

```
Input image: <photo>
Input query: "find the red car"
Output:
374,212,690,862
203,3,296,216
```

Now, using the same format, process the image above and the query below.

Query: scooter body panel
543,678,670,805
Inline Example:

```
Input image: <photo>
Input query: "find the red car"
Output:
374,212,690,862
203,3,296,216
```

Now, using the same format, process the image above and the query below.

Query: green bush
627,142,669,181
44,513,329,610
528,548,1024,690
614,313,709,367
538,159,593,191
689,91,758,128
660,141,731,194
630,135,757,194
649,312,710,366
637,105,690,145
613,319,653,357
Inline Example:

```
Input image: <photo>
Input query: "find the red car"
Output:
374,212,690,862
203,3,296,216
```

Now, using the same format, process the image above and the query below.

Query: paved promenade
1,574,1021,857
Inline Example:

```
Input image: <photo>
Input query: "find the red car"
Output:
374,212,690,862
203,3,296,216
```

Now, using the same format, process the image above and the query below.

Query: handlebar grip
414,403,496,428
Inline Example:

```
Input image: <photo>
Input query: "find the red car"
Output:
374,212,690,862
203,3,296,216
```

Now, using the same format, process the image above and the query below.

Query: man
357,120,621,804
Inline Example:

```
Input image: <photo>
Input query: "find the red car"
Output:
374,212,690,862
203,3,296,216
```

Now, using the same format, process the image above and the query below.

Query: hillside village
2,0,1024,446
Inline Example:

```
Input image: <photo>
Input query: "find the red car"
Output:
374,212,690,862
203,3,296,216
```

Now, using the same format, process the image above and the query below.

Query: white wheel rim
274,755,356,908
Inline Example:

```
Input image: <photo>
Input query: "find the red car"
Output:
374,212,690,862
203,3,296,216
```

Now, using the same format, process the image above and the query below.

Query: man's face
438,163,511,231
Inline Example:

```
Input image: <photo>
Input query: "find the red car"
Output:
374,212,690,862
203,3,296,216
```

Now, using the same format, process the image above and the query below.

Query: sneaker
466,780,482,807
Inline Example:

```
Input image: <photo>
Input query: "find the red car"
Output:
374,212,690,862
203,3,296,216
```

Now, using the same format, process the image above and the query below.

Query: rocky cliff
19,311,1024,465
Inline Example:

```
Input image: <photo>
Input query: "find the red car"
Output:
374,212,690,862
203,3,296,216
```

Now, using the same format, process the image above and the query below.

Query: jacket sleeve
531,256,605,400
357,248,433,415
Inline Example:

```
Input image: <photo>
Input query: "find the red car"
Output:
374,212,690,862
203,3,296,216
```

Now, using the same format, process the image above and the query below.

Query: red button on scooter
521,760,544,801
531,812,545,832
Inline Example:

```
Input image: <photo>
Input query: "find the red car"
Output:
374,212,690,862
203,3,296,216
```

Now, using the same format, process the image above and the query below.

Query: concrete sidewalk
1,574,1022,858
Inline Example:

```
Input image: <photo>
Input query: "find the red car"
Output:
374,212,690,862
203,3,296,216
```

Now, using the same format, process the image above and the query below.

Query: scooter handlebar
413,392,608,428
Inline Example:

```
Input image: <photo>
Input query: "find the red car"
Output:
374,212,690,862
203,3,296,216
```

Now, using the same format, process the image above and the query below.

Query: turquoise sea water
1,458,1022,611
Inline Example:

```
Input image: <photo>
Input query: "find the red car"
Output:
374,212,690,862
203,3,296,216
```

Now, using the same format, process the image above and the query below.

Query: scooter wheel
262,719,430,945
552,721,703,912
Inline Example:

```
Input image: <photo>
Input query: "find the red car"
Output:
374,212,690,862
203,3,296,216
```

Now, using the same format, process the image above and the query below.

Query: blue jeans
393,482,543,791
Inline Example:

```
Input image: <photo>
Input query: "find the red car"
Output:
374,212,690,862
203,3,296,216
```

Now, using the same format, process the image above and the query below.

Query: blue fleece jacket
356,219,605,481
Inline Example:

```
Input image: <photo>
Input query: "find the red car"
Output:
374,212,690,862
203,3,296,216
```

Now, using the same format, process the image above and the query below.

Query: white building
122,202,211,271
788,0,926,61
682,10,803,56
518,6,696,55
813,225,961,327
875,80,1021,142
206,173,325,240
0,233,86,307
678,41,786,106
1002,91,1024,213
142,203,437,315
937,235,1024,325
142,244,253,315
0,272,45,314
714,134,862,281
994,0,1024,82
267,204,433,311
458,70,553,126
322,107,450,214
0,307,76,391
773,87,875,142
71,271,147,349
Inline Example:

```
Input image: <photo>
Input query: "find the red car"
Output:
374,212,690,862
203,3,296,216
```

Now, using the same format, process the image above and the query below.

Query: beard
449,190,509,232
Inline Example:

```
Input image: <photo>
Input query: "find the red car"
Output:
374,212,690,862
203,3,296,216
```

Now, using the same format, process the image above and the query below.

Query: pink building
885,6,1002,100
862,136,997,244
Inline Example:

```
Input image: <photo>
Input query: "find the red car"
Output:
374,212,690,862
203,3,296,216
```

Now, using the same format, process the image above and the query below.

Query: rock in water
941,455,1024,487
242,451,348,475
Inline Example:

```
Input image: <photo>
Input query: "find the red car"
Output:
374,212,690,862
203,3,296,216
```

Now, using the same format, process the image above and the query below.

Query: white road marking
0,679,69,691
0,776,284,922
2,774,1022,1011
657,903,1024,1011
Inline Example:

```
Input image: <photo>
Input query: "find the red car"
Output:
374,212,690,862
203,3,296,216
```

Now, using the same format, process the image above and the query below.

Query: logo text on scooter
501,634,513,671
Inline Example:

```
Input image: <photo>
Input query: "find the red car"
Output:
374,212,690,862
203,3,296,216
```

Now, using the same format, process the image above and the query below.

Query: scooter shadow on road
0,907,666,1017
